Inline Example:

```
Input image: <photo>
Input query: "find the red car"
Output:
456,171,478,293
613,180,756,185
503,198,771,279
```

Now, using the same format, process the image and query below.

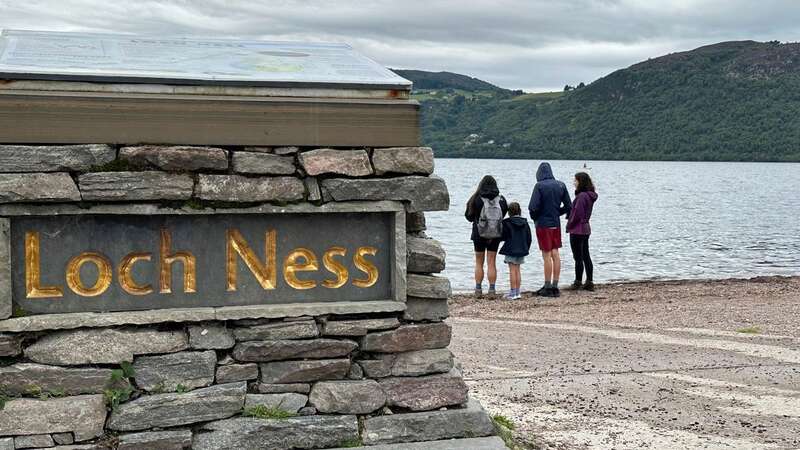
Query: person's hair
574,172,595,196
466,175,499,216
508,202,521,216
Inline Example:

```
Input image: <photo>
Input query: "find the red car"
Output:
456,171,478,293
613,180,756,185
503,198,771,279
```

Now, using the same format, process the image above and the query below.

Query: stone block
188,323,235,350
0,173,81,203
133,350,216,392
322,317,400,336
372,147,434,175
407,274,452,299
362,399,494,445
407,236,446,273
215,363,258,384
51,433,73,445
107,382,246,431
406,211,426,232
117,429,192,450
331,437,508,450
309,380,386,414
0,144,115,173
299,148,372,177
24,328,188,365
78,172,194,201
232,152,296,175
196,174,304,202
347,362,364,379
0,363,113,396
193,416,359,450
361,323,451,353
232,319,318,341
304,177,322,201
321,176,449,212
233,338,356,362
298,406,317,416
403,297,449,322
0,438,12,450
357,355,395,378
391,348,453,376
0,395,106,441
244,393,308,413
14,434,54,449
379,370,468,411
273,146,300,155
259,359,350,384
119,145,227,171
242,146,273,153
254,383,311,394
0,333,22,356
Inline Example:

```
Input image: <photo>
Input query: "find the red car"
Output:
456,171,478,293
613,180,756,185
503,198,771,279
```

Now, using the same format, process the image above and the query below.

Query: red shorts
536,227,562,252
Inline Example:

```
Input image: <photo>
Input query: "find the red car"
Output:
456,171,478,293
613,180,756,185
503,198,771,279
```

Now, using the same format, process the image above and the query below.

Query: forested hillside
394,41,800,161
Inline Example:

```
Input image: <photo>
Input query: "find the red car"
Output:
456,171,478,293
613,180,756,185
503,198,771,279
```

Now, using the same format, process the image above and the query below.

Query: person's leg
513,264,522,290
582,236,594,289
570,234,584,287
474,251,485,295
506,263,515,298
486,251,498,294
552,249,561,287
541,250,553,285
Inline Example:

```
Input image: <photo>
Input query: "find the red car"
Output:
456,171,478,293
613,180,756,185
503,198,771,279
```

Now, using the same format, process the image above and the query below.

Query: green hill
403,41,800,161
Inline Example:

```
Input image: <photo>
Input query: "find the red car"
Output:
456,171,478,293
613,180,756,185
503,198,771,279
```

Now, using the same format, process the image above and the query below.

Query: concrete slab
324,436,509,449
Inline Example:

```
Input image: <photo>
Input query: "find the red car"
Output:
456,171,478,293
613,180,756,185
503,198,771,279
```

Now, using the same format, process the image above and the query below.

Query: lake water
428,159,800,292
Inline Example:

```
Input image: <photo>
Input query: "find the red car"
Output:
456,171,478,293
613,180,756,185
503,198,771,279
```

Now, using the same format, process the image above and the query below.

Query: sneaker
582,281,595,292
535,286,549,296
512,292,523,300
570,281,582,290
504,292,516,300
487,287,497,297
474,287,483,298
551,287,561,297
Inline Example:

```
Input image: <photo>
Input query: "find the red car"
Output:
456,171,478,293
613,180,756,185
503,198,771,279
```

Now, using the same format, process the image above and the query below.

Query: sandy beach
448,276,800,449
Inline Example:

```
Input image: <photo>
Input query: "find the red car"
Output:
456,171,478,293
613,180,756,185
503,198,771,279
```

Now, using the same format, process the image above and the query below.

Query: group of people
464,162,598,299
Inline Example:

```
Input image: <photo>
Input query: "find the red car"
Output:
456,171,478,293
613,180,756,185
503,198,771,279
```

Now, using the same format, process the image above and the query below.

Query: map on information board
0,30,411,89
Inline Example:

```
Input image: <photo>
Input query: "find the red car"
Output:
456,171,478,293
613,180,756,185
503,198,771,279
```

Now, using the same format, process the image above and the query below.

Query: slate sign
10,213,396,315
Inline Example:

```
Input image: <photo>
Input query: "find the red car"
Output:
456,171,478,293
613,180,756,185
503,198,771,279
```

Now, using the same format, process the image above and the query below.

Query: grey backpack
477,196,503,239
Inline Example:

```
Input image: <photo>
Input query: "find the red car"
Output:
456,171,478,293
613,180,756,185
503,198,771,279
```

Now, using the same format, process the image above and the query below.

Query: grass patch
736,326,761,334
242,405,298,420
104,361,136,411
337,438,363,448
175,384,189,394
492,414,516,430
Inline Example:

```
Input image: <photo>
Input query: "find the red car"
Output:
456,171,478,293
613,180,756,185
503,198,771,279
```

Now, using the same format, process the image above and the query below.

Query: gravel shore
448,276,800,449
450,276,800,337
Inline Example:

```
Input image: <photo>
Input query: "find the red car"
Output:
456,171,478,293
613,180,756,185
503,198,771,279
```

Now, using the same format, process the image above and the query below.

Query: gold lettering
353,246,379,288
119,252,153,295
65,252,113,297
226,229,277,291
159,229,196,294
283,248,318,290
322,246,348,289
24,231,63,298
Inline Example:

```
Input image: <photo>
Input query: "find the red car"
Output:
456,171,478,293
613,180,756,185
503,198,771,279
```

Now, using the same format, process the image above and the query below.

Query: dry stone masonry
0,144,501,449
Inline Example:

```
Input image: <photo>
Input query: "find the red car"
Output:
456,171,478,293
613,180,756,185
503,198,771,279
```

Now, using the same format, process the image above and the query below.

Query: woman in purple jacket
566,172,598,291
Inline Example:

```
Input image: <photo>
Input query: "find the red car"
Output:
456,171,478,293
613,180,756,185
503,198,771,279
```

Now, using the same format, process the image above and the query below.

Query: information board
0,30,411,89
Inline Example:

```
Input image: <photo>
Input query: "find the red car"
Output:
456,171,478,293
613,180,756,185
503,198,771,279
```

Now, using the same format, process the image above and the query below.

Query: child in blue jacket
499,202,532,300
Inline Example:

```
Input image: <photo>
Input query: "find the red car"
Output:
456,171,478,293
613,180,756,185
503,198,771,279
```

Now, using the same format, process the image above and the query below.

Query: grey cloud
1,0,800,91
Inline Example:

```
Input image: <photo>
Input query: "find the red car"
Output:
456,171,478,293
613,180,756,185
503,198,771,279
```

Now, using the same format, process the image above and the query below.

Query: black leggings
570,234,593,283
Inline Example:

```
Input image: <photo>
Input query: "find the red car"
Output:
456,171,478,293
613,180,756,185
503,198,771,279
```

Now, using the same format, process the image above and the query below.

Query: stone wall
0,145,496,449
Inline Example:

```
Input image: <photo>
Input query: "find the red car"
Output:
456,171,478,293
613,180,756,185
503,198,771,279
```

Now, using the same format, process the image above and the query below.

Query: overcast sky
1,0,799,92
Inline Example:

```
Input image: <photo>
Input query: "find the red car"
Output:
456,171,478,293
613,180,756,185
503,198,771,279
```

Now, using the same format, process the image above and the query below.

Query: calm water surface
428,159,800,292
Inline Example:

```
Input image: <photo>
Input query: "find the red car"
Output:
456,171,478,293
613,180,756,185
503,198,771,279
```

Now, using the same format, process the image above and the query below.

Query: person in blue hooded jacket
528,162,572,297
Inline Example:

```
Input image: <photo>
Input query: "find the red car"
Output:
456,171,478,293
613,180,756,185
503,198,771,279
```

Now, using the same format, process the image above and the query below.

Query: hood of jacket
479,184,500,199
536,162,554,182
582,191,598,203
506,216,528,227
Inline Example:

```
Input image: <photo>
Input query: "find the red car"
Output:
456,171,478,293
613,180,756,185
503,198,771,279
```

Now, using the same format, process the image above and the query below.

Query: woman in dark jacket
465,175,508,297
566,172,598,291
